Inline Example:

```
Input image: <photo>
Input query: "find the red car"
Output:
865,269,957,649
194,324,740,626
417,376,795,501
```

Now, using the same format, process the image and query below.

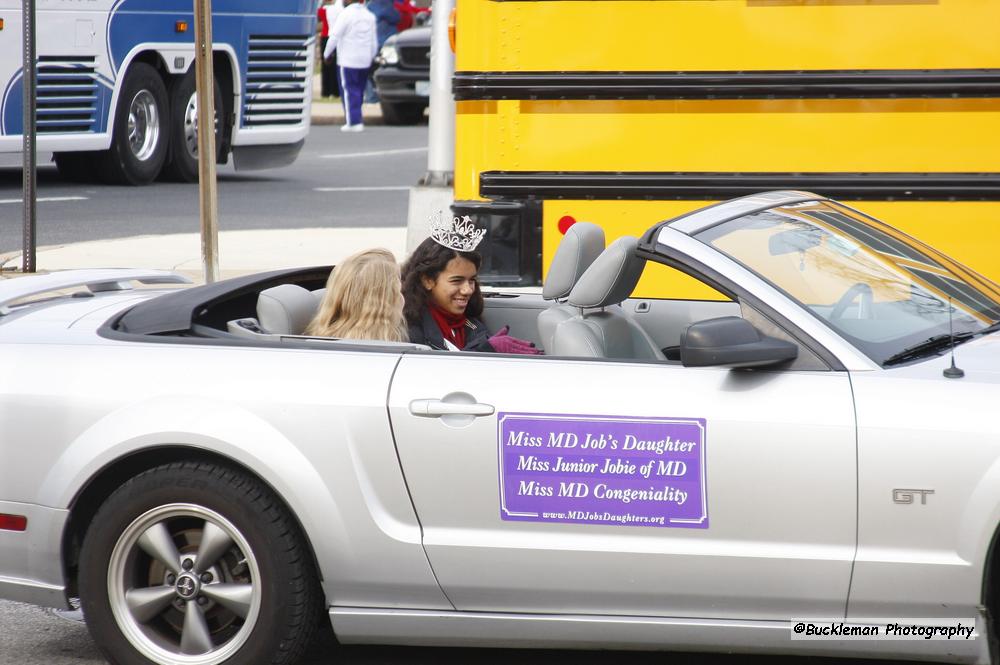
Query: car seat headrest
257,284,318,335
542,222,606,301
567,236,645,309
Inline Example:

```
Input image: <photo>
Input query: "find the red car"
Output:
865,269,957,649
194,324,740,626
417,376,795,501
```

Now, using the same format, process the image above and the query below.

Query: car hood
389,26,431,48
951,331,1000,376
885,331,1000,383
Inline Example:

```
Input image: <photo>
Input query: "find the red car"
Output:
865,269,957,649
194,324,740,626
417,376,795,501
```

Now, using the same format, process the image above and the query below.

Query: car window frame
637,243,845,372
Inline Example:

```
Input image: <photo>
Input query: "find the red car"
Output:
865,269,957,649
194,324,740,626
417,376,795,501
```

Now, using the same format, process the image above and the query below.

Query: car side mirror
680,316,798,368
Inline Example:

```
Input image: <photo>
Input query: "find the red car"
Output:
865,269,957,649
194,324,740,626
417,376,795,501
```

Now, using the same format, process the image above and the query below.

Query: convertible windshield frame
688,200,1000,367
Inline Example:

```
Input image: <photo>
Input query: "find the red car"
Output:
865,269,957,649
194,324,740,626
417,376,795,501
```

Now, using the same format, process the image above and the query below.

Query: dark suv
373,25,431,125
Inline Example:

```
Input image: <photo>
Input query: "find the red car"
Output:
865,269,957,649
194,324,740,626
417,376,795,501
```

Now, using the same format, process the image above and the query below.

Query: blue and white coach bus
0,0,315,184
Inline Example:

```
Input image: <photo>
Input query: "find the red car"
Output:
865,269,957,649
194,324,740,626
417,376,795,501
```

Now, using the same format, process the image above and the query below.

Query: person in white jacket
318,0,345,97
323,0,378,131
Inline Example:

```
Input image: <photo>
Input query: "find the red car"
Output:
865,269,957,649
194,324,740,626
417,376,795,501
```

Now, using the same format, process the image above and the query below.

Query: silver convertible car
2,191,1000,665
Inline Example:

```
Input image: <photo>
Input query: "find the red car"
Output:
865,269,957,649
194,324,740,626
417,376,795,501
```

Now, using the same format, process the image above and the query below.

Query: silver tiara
429,212,486,252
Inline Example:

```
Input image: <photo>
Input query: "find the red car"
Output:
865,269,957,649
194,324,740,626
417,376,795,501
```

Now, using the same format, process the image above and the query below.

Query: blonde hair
305,248,408,342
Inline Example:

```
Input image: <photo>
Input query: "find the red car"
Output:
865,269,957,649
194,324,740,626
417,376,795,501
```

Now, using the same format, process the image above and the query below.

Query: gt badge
893,488,934,505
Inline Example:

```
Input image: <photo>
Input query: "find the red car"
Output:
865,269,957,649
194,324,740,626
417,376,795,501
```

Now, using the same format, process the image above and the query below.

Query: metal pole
193,0,219,283
421,0,455,186
21,0,37,273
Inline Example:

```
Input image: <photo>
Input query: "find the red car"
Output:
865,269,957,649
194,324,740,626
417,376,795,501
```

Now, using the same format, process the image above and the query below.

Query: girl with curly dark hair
401,237,540,354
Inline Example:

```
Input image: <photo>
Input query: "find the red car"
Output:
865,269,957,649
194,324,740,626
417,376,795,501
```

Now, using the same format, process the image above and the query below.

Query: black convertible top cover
111,266,331,336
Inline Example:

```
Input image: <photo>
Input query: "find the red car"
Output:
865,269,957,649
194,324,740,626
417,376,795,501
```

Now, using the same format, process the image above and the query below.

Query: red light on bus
448,9,456,53
175,20,188,33
0,514,27,531
557,215,576,235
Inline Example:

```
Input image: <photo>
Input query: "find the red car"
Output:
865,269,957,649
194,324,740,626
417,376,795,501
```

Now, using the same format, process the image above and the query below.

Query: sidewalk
0,227,408,284
310,73,384,126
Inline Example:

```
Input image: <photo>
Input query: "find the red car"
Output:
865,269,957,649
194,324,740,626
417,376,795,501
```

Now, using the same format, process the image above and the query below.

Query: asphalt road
0,124,429,253
1,599,925,665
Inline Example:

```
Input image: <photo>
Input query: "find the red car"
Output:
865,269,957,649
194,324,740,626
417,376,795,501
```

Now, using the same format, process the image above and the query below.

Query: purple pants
339,66,368,126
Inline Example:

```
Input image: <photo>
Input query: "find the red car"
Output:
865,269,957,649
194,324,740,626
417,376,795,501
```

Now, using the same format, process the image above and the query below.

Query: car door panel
481,294,549,347
623,298,742,351
12,344,452,610
481,293,741,354
389,354,857,619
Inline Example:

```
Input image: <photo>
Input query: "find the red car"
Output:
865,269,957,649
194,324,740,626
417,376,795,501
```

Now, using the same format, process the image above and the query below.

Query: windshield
693,200,1000,365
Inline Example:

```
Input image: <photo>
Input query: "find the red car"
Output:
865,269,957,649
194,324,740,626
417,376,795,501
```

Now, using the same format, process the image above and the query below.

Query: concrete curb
0,228,409,284
311,101,386,126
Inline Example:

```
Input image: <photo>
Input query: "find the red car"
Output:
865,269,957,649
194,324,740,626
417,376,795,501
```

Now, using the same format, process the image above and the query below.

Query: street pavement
0,123,428,282
0,72,421,279
0,598,917,665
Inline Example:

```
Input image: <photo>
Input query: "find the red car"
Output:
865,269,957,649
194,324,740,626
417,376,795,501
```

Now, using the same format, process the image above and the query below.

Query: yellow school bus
451,0,1000,297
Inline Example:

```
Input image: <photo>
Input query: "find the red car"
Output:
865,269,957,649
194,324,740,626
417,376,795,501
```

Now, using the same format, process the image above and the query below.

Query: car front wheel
79,462,320,665
379,100,426,125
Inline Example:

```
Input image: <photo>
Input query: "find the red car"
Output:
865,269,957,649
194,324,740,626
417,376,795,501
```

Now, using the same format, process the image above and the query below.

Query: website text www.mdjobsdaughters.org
790,619,978,641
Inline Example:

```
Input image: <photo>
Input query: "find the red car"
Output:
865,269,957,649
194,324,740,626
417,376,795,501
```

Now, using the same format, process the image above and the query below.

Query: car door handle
409,399,495,418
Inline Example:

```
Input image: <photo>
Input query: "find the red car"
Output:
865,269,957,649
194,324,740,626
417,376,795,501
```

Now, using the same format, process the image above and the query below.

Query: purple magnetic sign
498,412,708,528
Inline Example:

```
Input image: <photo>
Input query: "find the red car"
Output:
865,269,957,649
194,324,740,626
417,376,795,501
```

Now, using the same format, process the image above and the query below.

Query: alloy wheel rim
127,90,160,162
107,503,262,665
183,92,200,160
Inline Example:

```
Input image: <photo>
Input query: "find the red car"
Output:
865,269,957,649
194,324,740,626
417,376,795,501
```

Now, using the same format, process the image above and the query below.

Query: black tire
79,461,322,665
161,69,225,183
97,62,169,185
379,100,426,125
53,151,100,183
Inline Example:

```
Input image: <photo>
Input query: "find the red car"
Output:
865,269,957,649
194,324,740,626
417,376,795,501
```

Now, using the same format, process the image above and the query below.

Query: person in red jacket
317,0,343,97
394,0,430,33
401,217,541,354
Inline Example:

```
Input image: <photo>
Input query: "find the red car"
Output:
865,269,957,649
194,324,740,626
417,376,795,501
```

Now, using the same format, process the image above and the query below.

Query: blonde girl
305,248,408,341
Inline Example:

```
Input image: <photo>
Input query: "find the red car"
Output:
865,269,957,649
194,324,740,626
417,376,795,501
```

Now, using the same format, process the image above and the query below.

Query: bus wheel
98,62,169,185
161,70,224,183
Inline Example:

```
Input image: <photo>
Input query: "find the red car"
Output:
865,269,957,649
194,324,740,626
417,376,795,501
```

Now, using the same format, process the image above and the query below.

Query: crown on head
429,212,486,252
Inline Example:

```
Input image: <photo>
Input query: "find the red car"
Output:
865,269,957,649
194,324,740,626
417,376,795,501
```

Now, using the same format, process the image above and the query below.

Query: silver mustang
1,191,999,665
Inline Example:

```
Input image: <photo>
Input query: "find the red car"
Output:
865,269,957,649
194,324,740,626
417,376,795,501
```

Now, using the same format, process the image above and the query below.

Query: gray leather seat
257,284,318,335
551,236,665,361
537,222,605,351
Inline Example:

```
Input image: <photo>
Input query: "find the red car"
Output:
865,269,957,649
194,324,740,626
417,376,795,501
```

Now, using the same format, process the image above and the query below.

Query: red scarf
428,304,466,349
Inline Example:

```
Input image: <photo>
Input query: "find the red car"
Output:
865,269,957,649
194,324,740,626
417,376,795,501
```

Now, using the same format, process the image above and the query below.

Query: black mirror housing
680,316,798,368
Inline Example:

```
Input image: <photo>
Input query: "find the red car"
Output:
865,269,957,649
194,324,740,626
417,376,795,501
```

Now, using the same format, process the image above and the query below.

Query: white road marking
319,147,427,159
314,186,410,192
0,196,89,205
